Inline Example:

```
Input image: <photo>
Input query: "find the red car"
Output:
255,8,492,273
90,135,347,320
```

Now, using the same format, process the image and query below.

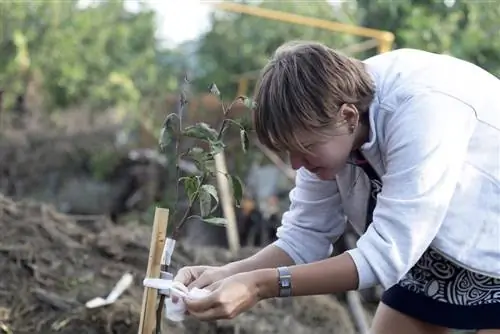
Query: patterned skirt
381,248,500,330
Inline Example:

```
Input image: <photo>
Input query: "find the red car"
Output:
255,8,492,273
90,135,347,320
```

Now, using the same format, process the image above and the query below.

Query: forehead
283,132,326,155
295,130,329,146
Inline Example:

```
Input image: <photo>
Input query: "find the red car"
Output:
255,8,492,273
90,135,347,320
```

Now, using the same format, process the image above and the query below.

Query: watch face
282,278,290,287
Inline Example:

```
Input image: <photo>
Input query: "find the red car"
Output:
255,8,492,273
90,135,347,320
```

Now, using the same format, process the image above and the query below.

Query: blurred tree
356,0,500,76
193,0,362,97
0,0,183,112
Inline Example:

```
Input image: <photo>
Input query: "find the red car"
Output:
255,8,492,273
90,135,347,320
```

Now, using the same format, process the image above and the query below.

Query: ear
337,104,359,132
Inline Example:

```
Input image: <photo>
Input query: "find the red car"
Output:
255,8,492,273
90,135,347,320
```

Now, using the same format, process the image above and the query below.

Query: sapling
153,75,253,333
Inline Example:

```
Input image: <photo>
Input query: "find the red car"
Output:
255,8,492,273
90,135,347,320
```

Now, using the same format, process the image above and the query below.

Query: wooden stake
344,233,371,334
214,151,241,254
138,207,170,334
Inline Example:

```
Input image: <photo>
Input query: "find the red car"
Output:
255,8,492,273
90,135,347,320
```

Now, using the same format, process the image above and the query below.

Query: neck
352,121,370,151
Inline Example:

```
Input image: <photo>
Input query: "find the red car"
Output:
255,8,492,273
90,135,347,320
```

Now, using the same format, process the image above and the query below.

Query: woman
173,41,500,333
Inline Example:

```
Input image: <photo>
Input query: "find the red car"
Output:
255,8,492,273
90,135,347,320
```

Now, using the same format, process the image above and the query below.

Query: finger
173,267,195,286
188,272,217,290
188,304,232,321
184,292,218,313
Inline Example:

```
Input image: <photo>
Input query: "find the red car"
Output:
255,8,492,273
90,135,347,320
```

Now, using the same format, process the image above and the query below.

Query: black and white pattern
398,248,500,306
369,178,382,199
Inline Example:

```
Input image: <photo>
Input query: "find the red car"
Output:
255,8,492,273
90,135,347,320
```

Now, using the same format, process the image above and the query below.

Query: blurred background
0,1,495,333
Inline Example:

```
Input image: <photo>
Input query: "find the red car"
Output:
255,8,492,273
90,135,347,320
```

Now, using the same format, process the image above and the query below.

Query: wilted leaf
238,116,253,131
242,97,256,110
209,82,220,96
183,122,218,142
163,112,179,129
179,90,188,108
203,217,227,226
229,174,244,207
199,188,212,217
240,129,249,153
159,113,180,151
201,184,219,212
159,126,170,151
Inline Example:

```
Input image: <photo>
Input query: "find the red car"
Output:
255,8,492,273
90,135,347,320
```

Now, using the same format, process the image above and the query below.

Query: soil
0,193,362,334
0,126,121,204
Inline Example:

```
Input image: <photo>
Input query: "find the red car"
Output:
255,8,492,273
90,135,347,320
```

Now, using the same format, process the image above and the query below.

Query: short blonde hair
252,40,375,153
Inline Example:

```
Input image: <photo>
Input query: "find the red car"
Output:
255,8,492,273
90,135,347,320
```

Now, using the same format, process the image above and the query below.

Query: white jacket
273,48,500,290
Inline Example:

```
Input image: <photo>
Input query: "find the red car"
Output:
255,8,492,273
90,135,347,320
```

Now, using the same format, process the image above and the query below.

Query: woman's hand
184,269,277,321
174,265,232,289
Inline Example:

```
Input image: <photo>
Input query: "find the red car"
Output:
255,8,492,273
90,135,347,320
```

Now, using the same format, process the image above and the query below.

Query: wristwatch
277,266,292,297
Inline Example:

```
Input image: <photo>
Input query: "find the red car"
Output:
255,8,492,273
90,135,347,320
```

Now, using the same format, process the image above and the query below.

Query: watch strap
277,266,292,297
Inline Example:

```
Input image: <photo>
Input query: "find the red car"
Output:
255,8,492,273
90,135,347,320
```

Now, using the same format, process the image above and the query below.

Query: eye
303,142,314,149
305,142,319,150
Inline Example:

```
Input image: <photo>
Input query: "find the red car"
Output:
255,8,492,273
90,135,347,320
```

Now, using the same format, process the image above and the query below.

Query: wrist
221,261,245,277
253,268,279,300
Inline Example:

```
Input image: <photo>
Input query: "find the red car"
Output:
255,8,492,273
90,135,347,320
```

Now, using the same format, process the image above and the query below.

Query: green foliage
192,0,361,96
0,0,184,111
355,0,500,75
160,80,251,237
228,174,244,207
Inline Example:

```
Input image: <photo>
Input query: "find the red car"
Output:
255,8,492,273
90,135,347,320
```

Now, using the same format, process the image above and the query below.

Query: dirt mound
0,126,120,200
0,194,359,334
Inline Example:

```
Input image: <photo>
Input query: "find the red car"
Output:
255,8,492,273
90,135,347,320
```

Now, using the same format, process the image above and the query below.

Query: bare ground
0,193,362,334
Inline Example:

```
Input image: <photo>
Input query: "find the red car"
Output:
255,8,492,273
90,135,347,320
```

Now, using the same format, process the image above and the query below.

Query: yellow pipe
237,77,249,97
377,37,394,53
214,2,395,47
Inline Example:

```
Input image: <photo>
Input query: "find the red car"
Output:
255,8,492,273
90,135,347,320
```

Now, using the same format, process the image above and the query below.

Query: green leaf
203,159,216,174
199,184,220,217
242,97,256,110
229,174,244,207
209,140,225,155
182,122,218,142
190,146,204,154
201,184,219,212
203,217,227,226
179,176,199,204
186,147,217,174
186,146,205,162
240,129,249,153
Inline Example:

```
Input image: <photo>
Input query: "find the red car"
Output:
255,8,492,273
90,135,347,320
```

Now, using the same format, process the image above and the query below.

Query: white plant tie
143,276,210,322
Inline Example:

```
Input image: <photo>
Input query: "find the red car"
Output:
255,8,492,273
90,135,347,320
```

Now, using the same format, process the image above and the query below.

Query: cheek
319,143,349,165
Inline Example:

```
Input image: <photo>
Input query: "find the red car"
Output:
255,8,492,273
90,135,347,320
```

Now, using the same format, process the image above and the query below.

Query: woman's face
289,124,357,180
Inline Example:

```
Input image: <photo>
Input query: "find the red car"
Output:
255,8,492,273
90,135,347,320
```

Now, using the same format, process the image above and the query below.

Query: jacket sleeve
273,167,347,264
347,93,477,290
